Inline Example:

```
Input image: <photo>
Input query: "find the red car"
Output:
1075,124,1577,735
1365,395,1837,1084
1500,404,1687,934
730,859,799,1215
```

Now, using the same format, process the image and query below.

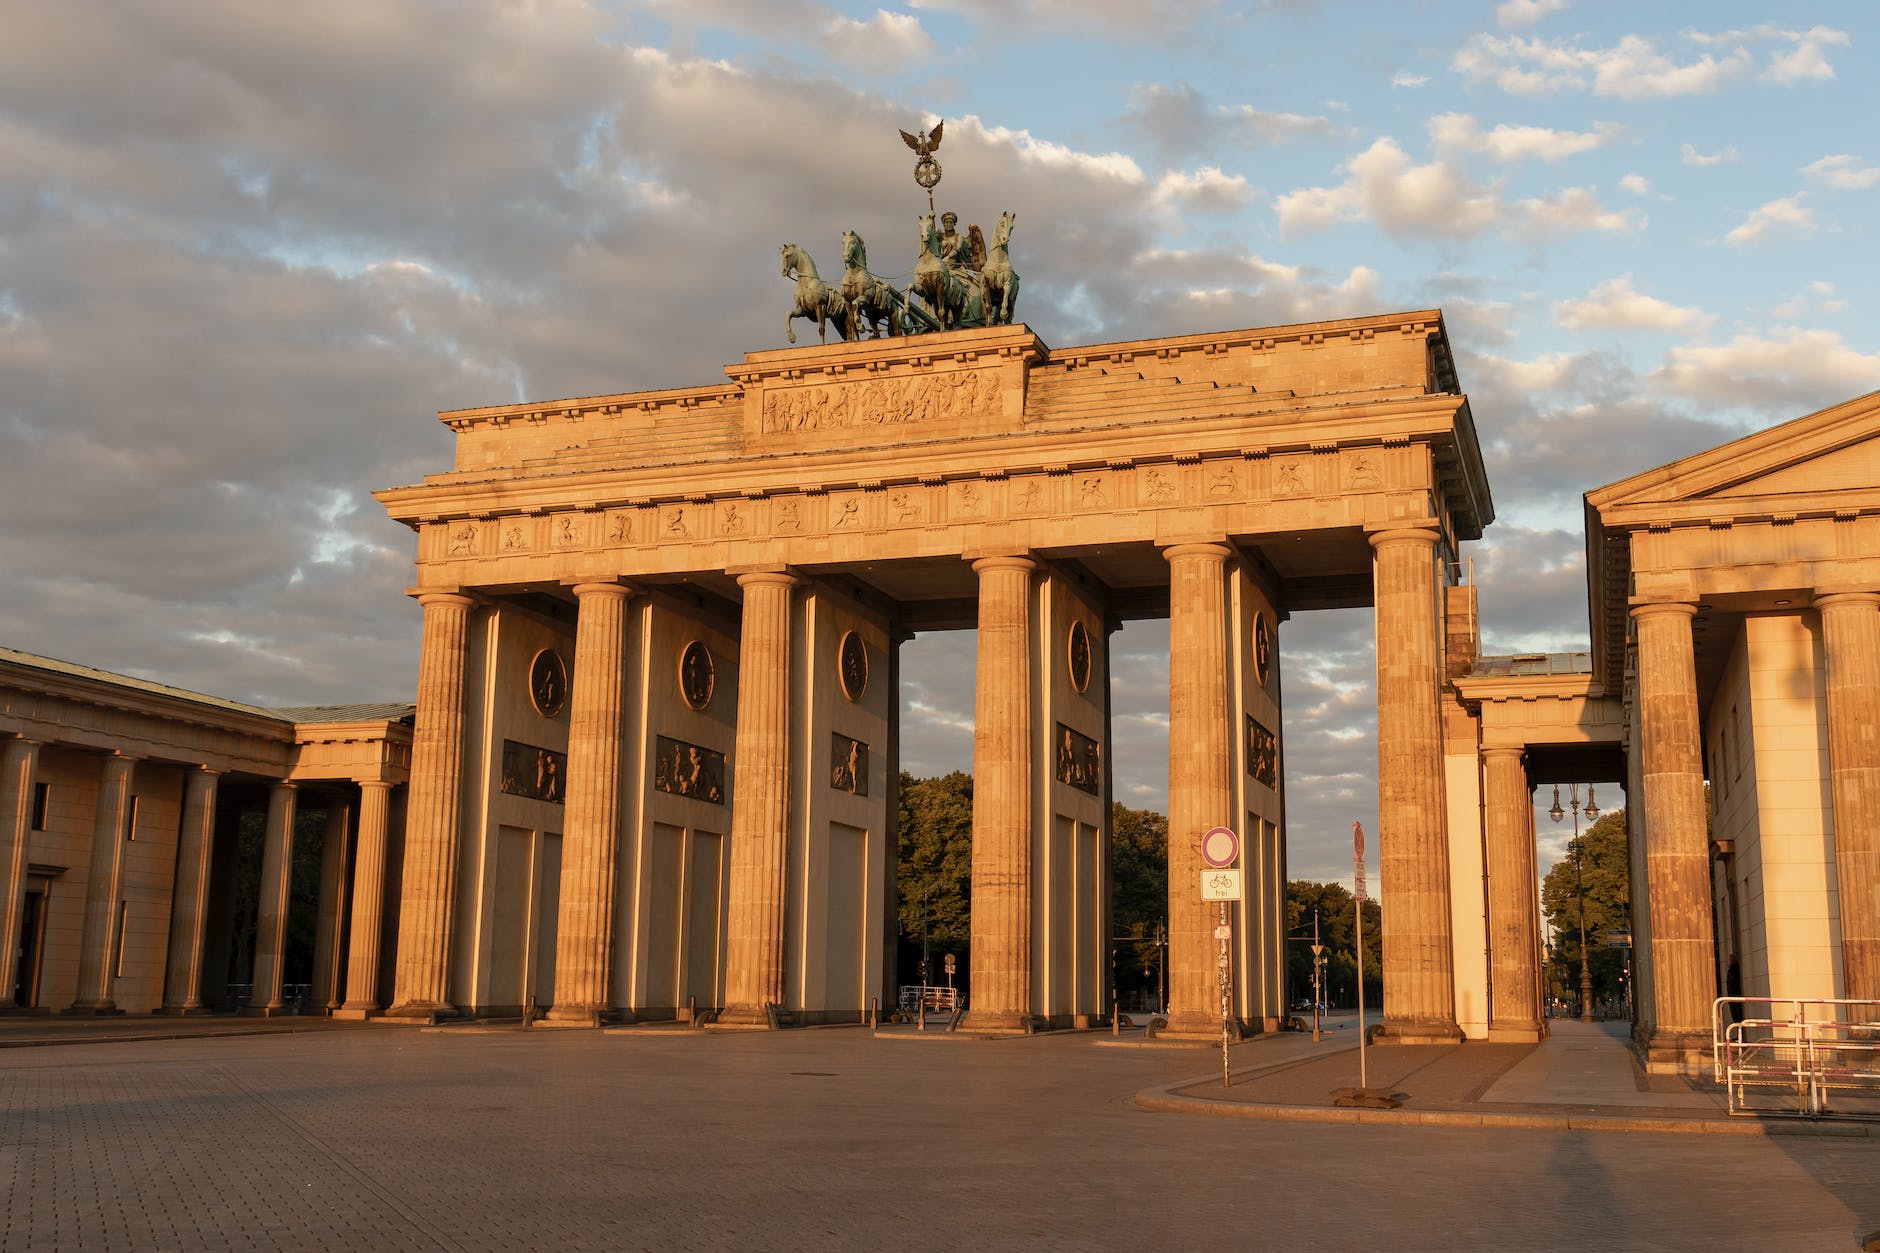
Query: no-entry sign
1201,826,1239,868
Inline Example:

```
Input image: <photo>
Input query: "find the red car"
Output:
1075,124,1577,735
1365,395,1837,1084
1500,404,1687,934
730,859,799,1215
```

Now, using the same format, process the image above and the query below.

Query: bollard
869,996,878,1029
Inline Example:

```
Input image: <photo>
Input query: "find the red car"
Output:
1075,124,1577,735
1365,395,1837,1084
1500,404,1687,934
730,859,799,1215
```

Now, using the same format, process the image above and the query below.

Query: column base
153,1005,218,1017
535,1006,609,1029
1486,1023,1543,1044
714,1004,775,1029
62,1003,123,1017
383,1001,455,1025
958,1009,1036,1035
332,1005,378,1021
1379,1017,1464,1045
240,1004,302,1019
1149,1011,1247,1041
1636,1027,1711,1074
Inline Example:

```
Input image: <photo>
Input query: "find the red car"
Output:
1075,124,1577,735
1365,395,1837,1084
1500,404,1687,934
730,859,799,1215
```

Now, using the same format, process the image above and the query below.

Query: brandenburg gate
374,311,1491,1037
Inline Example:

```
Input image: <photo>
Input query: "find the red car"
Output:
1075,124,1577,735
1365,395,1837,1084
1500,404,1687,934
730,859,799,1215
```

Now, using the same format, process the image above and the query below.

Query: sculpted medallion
839,631,868,702
679,640,715,710
1067,619,1092,693
529,649,568,718
1252,613,1272,689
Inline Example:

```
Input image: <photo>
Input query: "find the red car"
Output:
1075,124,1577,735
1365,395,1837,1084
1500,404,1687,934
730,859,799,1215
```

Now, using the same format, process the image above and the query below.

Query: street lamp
1549,783,1599,1023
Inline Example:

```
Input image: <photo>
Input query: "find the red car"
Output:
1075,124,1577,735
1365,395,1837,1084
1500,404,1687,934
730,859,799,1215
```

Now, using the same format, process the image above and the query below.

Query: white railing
897,985,958,1015
1712,997,1880,1119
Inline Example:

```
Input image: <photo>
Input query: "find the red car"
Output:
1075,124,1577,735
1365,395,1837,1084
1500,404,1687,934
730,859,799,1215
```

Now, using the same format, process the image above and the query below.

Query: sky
2,2,1875,893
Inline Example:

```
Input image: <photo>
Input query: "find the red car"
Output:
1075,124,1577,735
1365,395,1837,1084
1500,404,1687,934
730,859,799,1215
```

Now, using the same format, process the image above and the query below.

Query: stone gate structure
372,312,1492,1036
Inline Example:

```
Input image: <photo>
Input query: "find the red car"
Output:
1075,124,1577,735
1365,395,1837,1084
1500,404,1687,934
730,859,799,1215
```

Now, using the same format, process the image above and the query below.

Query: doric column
159,767,220,1013
311,795,351,1010
1370,527,1459,1041
339,780,395,1016
250,782,299,1013
546,581,635,1026
1483,747,1540,1039
723,570,800,1022
964,554,1038,1031
0,739,42,1013
1162,543,1235,1036
389,590,476,1018
1816,591,1880,998
1632,601,1714,1047
69,753,137,1012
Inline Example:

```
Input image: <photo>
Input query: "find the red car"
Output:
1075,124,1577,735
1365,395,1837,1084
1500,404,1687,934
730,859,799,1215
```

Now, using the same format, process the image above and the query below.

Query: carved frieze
1247,717,1277,788
1054,723,1101,796
830,733,869,796
761,368,1001,434
501,740,565,804
654,735,725,804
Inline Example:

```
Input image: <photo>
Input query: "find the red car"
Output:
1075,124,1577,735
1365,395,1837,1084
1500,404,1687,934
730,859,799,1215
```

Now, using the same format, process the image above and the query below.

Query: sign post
1200,827,1241,1088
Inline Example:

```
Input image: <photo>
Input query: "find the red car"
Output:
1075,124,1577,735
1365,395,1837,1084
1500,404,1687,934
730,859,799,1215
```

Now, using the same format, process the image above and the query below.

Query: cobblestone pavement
2,1026,1875,1251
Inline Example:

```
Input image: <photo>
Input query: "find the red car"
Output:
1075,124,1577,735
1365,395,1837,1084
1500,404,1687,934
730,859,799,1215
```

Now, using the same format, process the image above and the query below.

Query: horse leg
787,305,799,345
1004,274,1019,324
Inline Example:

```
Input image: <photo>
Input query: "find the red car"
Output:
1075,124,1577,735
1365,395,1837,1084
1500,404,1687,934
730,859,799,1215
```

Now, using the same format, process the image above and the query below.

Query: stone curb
1133,1080,1880,1138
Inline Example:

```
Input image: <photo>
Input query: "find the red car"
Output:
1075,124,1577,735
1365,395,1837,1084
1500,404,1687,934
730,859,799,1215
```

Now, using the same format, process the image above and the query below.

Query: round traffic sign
1201,826,1239,868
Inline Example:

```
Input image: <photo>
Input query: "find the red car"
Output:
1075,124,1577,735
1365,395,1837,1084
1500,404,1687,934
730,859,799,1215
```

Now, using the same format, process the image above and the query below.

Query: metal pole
1356,882,1368,1090
1312,909,1322,1043
1575,791,1593,1023
1219,900,1231,1088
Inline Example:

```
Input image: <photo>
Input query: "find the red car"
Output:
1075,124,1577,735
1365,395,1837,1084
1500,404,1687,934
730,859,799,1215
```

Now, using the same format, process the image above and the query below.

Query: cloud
1802,153,1879,191
1681,143,1740,166
1496,0,1568,29
1453,32,1753,98
1771,280,1846,321
1121,82,1339,163
1152,166,1256,213
825,10,934,69
1724,194,1815,246
1651,329,1880,412
1552,274,1714,333
908,0,1224,40
1277,137,1502,238
1686,24,1852,84
1429,112,1623,162
1391,72,1429,88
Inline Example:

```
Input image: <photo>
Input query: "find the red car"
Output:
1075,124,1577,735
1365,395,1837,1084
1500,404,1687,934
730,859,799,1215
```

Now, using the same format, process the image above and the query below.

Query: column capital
970,552,1039,576
189,764,223,778
267,779,299,795
411,589,477,611
1160,540,1233,564
733,567,802,591
356,777,397,793
1630,600,1697,622
1481,745,1526,764
568,579,638,602
1366,526,1442,552
1815,590,1880,612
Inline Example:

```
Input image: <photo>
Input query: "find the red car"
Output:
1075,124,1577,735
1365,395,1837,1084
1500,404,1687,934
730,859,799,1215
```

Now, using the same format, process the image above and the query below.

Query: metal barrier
1713,996,1880,1119
896,985,958,1015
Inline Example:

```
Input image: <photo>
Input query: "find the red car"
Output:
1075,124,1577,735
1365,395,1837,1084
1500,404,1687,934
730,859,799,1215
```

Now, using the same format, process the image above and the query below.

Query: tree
1111,803,1168,994
1540,808,1630,1008
1285,880,1381,1008
896,772,973,979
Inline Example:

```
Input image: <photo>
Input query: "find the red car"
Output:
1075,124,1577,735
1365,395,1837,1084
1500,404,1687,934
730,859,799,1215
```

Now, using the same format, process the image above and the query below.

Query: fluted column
159,767,220,1013
964,554,1038,1031
0,739,42,1013
1633,601,1714,1047
69,753,137,1012
389,590,476,1018
339,780,395,1015
1371,527,1459,1041
546,581,635,1026
1817,591,1880,999
1163,543,1235,1036
1483,748,1540,1039
250,782,299,1014
723,570,800,1022
311,796,351,1010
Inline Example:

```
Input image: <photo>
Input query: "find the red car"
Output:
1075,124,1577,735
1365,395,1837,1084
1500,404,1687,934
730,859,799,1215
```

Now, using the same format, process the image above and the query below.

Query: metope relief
501,740,565,804
830,733,869,796
760,369,1001,435
654,736,726,804
1054,723,1101,797
1247,717,1278,789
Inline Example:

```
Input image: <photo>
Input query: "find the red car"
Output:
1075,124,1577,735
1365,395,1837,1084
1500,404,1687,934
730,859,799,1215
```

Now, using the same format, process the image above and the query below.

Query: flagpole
1354,820,1367,1091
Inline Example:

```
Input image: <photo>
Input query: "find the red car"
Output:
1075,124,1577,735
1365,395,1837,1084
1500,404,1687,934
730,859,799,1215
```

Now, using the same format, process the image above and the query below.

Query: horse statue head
917,211,938,257
842,229,865,270
994,211,1016,250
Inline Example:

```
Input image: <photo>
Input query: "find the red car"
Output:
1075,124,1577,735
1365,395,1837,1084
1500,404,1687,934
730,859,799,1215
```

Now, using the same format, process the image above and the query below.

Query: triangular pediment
1587,388,1880,513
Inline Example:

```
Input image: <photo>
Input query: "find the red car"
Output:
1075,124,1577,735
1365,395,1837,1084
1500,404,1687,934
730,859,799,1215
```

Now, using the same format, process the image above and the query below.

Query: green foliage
1540,808,1631,1005
896,771,973,949
1285,880,1381,1008
1111,803,1168,971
